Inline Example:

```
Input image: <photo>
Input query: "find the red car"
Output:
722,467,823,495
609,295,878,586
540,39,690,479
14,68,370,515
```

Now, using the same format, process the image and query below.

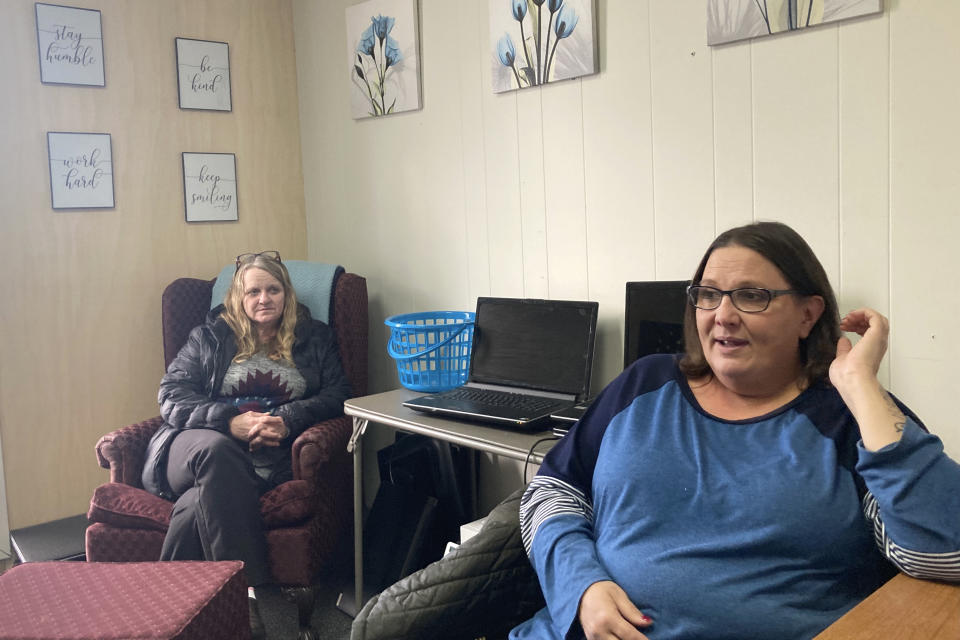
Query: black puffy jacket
351,489,545,640
142,304,351,498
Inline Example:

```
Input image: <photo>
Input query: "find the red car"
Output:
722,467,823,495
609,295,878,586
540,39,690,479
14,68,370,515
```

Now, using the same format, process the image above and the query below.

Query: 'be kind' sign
176,38,232,111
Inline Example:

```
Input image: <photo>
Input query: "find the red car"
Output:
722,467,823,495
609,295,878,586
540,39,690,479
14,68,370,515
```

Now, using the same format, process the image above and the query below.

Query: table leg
468,449,478,520
352,417,367,613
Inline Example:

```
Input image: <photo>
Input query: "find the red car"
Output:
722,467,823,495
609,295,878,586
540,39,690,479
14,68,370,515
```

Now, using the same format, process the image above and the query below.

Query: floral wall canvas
346,0,421,119
708,0,882,46
489,0,598,93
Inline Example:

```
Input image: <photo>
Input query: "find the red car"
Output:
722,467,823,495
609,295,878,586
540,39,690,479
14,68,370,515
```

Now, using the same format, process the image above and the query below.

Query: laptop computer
403,297,599,429
549,280,688,432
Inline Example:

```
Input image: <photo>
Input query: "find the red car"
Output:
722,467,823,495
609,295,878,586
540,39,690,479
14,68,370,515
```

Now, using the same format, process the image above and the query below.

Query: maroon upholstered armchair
86,269,368,640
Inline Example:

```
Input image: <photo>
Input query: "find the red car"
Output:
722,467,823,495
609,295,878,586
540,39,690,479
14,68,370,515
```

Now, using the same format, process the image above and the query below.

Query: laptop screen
623,281,688,368
469,297,598,399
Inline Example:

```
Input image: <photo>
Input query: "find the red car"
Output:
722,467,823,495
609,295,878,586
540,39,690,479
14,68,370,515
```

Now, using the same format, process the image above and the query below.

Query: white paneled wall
295,1,960,506
887,3,960,461
838,14,890,385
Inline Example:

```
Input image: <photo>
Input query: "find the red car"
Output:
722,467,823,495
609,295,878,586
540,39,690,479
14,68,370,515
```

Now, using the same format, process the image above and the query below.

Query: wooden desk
813,573,960,639
338,388,558,616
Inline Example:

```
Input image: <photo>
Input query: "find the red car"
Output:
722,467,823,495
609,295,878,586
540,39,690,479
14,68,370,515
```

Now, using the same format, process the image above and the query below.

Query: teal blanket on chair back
210,260,343,324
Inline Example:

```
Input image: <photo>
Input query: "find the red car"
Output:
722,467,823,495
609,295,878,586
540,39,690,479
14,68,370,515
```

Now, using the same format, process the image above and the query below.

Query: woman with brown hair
512,222,960,640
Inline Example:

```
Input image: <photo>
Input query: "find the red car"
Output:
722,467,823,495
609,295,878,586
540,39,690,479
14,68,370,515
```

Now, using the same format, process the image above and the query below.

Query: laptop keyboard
443,388,566,413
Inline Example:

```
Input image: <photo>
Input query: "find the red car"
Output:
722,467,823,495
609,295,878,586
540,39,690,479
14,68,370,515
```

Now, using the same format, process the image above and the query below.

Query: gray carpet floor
257,576,355,640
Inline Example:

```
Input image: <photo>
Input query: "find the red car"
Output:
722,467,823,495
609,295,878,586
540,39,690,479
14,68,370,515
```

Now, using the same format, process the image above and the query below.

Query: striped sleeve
862,491,960,581
856,417,960,584
519,476,594,555
517,474,611,638
511,356,677,637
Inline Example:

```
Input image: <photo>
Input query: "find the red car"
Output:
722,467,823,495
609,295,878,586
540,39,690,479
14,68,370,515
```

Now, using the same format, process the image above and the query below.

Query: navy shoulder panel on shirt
795,382,854,439
538,354,680,498
793,382,863,492
589,353,679,421
889,391,929,433
795,382,928,488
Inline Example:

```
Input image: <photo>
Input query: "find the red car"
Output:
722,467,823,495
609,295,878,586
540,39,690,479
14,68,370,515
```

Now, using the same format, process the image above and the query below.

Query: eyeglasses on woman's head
235,250,281,271
687,284,799,313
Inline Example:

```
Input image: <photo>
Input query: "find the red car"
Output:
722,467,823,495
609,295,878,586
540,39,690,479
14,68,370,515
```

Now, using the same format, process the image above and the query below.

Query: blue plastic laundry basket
385,311,475,392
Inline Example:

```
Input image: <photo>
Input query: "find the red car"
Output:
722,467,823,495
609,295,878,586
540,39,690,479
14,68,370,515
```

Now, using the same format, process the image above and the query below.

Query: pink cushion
88,483,173,531
89,479,312,532
0,561,249,640
259,479,312,527
85,523,166,563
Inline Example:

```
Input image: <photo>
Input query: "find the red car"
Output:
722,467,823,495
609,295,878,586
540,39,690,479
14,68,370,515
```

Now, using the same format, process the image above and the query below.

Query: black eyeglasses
235,250,281,271
687,285,799,313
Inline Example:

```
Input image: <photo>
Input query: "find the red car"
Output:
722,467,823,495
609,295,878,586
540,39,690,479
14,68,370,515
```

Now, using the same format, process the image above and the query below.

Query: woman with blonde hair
142,251,352,638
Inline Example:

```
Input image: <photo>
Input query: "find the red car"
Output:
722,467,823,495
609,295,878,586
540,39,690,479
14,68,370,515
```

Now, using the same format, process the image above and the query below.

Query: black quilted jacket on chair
351,488,546,640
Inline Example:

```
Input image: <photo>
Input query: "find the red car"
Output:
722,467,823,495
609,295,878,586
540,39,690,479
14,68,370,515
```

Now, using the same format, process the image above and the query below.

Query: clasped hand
229,411,288,451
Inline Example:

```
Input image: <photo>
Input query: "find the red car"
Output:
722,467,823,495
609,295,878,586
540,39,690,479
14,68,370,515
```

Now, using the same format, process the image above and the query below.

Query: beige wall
0,0,306,529
294,0,960,511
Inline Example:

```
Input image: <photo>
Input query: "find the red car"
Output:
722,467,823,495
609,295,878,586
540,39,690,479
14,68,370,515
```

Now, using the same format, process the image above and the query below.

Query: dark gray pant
161,429,270,586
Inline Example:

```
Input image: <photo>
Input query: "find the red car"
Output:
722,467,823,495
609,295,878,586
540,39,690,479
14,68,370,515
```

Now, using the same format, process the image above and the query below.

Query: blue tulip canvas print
346,0,421,118
489,0,598,93
708,0,882,46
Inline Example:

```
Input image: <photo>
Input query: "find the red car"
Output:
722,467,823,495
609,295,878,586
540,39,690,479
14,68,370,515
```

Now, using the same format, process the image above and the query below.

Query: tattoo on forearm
883,391,906,433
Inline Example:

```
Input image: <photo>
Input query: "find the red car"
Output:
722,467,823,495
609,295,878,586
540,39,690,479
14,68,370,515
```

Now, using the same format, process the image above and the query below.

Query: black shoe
249,596,266,640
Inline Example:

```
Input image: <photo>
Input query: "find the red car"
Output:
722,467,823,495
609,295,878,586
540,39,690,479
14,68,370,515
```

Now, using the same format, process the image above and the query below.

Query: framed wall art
182,152,238,222
489,0,598,93
46,132,114,209
175,37,232,111
708,0,883,46
35,3,105,86
346,0,422,119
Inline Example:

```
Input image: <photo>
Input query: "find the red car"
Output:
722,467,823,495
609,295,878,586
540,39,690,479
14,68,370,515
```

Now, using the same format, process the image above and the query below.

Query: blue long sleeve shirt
511,355,960,640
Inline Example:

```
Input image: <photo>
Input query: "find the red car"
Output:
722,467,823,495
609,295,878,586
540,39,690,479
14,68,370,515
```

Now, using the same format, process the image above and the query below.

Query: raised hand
830,308,905,451
829,308,889,388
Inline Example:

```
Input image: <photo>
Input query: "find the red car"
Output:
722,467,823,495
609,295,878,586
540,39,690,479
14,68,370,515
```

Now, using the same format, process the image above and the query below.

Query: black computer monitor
623,281,689,368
